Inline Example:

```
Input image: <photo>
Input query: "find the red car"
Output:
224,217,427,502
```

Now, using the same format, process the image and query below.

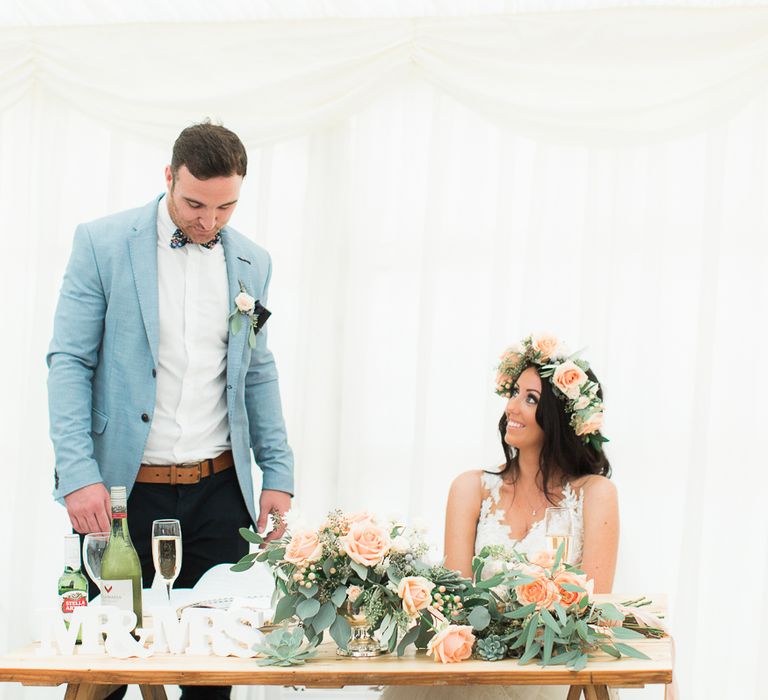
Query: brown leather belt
135,450,234,485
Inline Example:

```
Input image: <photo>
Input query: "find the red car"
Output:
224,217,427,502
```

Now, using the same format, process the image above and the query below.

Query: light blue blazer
47,196,294,525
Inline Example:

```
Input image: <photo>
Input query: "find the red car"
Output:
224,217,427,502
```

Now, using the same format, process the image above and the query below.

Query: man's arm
47,224,111,533
244,255,294,542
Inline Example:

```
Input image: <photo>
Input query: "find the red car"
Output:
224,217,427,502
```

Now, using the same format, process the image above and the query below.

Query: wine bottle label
101,579,134,611
61,591,88,614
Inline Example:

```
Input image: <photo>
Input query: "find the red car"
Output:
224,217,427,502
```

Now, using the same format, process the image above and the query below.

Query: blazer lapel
222,229,249,394
127,200,161,366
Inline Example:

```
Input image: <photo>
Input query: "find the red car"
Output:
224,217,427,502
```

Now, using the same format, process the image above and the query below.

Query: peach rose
575,411,604,436
397,576,435,617
340,520,391,567
346,511,376,525
553,570,592,607
234,291,255,313
284,530,323,565
552,361,588,400
515,571,559,611
427,625,475,664
529,551,556,570
531,333,560,361
346,585,363,603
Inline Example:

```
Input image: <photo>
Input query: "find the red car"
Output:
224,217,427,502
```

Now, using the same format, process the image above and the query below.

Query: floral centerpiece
234,516,664,667
233,510,465,657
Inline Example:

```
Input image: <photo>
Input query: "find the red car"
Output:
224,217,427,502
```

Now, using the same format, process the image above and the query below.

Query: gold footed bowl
336,603,387,657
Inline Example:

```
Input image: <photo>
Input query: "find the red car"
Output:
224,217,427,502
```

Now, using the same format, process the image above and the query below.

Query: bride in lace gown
382,335,619,700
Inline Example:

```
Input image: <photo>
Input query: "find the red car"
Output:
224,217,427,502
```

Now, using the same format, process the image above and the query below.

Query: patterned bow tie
169,228,221,250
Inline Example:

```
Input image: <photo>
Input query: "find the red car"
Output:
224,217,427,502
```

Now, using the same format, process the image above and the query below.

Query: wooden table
0,634,673,700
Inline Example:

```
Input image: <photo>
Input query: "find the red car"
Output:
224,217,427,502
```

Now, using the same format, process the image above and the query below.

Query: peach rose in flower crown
575,411,604,436
515,570,559,611
284,530,323,565
553,570,592,607
427,625,475,663
340,520,391,567
552,361,588,400
397,576,435,617
531,333,560,361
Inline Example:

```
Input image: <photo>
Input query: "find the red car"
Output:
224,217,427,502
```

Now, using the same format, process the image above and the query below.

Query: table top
0,638,673,689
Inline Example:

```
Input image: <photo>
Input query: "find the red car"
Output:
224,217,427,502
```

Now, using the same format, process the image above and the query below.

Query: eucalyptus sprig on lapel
228,281,260,349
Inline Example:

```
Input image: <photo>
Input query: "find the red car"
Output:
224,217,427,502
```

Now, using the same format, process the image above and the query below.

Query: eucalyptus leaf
474,572,505,589
296,598,321,621
230,558,256,573
541,625,554,664
504,603,536,619
468,606,491,631
559,583,586,593
540,609,561,635
249,326,257,348
350,561,368,581
600,644,621,659
609,626,645,640
331,585,348,608
396,626,420,657
570,653,589,672
519,641,541,665
299,583,318,599
238,527,264,545
312,602,337,632
614,643,651,660
329,614,352,650
230,313,242,335
526,613,540,646
322,557,336,578
273,595,299,624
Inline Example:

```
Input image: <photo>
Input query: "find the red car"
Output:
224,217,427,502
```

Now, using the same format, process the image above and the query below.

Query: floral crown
495,333,608,451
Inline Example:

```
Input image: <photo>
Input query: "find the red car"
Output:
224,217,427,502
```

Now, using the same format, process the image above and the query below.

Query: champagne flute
544,507,573,565
82,532,110,595
152,519,182,604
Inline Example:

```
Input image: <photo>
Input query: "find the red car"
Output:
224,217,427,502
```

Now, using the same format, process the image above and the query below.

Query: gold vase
336,602,387,657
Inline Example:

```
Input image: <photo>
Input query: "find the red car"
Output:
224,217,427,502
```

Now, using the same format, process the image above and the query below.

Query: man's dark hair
494,365,611,501
171,120,247,180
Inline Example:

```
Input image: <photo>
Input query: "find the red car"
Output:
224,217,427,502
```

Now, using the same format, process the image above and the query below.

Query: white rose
235,291,255,313
391,535,410,553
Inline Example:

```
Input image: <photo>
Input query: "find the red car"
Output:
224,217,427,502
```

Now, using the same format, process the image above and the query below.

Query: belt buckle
175,461,203,484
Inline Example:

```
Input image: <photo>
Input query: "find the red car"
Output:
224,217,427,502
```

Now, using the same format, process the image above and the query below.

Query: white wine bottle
58,534,88,641
100,486,143,630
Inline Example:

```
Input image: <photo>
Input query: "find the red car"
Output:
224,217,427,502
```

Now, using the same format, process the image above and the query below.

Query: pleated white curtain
0,2,766,699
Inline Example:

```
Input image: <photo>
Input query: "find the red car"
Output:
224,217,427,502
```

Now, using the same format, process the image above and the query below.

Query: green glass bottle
100,486,143,630
58,534,88,641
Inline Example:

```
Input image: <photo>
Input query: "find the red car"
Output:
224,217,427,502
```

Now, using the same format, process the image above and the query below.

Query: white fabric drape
1,3,767,700
4,8,768,145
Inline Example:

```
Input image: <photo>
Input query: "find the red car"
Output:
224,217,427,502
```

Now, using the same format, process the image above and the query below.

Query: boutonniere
228,281,271,349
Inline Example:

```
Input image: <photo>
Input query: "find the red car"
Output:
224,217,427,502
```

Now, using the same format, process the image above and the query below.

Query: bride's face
504,367,545,452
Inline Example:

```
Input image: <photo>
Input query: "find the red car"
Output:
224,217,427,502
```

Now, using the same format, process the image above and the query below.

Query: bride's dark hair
495,365,611,502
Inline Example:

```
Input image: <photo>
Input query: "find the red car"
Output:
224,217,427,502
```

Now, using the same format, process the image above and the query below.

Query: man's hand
257,489,292,543
64,483,111,534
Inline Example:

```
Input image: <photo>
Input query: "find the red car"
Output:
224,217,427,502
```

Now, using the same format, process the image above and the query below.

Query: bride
383,333,619,700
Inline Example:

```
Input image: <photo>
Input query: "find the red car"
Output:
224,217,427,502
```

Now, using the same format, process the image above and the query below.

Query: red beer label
62,593,88,614
112,512,127,519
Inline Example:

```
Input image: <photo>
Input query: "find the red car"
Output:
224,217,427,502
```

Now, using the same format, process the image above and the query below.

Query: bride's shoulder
450,468,499,498
568,474,617,501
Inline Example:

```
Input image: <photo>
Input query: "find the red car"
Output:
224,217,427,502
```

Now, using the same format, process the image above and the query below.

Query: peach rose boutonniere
397,576,436,617
339,520,391,567
283,530,323,565
228,280,270,349
427,625,476,663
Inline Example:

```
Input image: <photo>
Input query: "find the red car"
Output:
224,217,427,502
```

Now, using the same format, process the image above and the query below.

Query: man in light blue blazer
47,124,294,668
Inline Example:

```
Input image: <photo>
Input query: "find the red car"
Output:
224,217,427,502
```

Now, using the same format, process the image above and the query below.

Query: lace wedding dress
380,471,588,700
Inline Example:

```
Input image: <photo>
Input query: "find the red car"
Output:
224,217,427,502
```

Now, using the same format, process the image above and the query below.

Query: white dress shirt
141,197,231,465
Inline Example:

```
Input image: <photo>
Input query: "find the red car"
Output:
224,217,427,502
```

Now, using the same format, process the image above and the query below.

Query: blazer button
152,369,157,378
141,413,150,423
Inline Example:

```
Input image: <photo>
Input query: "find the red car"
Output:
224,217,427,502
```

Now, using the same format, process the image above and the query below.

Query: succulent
252,625,318,666
475,634,508,661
